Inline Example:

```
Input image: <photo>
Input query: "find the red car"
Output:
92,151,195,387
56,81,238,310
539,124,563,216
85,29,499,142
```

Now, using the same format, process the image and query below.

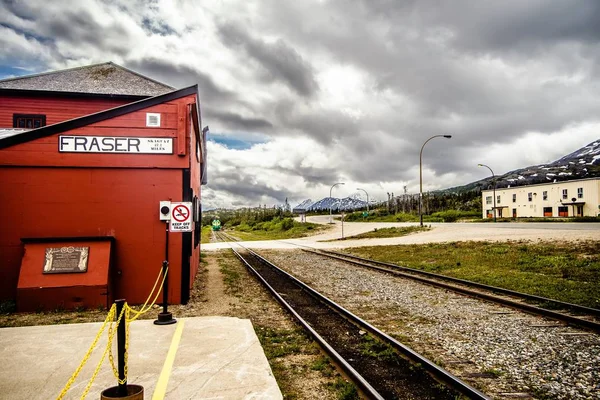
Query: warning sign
169,202,193,232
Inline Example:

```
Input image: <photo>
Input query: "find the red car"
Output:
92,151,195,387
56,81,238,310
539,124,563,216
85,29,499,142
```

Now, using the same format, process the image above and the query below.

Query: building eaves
0,62,175,97
0,85,198,150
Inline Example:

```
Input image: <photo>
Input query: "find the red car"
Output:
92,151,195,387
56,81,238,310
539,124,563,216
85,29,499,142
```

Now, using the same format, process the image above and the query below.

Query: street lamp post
419,135,452,227
478,163,496,222
329,182,345,223
356,188,369,212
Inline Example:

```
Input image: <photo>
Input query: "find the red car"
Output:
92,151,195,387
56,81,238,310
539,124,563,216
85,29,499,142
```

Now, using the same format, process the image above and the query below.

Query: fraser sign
59,135,173,154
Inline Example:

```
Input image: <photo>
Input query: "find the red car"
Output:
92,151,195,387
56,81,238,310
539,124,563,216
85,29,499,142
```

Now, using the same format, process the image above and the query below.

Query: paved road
202,215,600,250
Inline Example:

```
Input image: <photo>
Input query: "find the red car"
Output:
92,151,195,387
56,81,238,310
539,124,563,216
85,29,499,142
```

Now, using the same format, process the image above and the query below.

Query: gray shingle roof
0,62,174,97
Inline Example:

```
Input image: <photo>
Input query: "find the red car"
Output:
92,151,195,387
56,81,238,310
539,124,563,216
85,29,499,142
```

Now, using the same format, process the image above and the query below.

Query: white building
481,177,600,219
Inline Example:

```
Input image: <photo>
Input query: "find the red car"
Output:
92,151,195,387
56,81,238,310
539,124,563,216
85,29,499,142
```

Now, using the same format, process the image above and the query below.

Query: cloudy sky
2,0,600,208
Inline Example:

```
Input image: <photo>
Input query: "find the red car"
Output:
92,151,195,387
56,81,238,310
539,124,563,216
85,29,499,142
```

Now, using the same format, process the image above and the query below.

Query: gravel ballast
262,249,600,399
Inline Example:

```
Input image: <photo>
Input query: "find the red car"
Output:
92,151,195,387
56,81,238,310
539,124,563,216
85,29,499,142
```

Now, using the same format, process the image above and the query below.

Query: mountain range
293,139,600,210
442,139,600,193
293,195,367,212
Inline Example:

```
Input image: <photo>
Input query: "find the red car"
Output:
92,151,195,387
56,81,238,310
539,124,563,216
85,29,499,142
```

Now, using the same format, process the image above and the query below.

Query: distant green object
211,219,221,231
362,212,369,217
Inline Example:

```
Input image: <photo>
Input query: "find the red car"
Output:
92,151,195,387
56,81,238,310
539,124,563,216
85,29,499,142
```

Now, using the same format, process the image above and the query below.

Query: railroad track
218,234,489,399
298,247,600,333
215,233,600,332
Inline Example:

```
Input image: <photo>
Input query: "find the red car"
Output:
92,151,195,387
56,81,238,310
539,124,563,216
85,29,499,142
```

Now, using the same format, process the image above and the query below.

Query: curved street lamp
478,163,496,222
329,182,345,223
356,188,369,212
419,135,452,227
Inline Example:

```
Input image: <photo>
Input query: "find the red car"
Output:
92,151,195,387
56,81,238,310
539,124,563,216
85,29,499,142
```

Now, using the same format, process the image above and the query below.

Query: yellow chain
128,266,166,317
129,267,168,321
57,266,169,399
55,304,116,400
80,304,127,398
108,306,130,384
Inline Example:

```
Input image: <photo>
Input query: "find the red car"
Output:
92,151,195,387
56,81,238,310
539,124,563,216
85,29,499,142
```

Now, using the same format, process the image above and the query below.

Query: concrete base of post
154,312,177,325
101,384,144,399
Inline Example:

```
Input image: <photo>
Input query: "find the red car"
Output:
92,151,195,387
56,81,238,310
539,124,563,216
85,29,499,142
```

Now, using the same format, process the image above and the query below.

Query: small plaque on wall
43,247,89,274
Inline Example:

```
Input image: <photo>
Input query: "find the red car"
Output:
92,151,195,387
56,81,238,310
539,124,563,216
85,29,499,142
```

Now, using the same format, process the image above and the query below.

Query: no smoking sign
169,202,193,232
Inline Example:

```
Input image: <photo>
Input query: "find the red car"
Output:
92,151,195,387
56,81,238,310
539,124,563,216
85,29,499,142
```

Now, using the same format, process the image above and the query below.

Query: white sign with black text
59,135,173,154
169,202,193,232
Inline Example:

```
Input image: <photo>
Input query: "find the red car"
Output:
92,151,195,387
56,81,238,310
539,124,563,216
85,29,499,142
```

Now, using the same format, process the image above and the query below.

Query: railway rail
298,248,600,333
216,232,489,399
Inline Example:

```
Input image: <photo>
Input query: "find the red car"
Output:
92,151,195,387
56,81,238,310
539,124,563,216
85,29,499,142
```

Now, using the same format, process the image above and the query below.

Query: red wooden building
0,63,207,310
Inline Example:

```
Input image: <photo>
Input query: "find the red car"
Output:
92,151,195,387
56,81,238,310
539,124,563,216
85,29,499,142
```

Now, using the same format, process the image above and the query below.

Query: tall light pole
356,188,369,212
478,163,496,222
419,135,452,227
329,182,345,223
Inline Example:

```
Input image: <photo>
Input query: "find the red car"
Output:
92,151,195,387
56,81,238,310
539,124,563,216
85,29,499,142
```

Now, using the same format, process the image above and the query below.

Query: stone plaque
43,246,89,274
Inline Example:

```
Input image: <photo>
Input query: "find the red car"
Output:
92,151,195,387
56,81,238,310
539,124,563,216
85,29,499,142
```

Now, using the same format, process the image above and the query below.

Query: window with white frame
512,194,516,203
486,196,492,205
496,195,501,204
543,191,548,200
528,192,532,202
577,187,583,199
562,189,568,199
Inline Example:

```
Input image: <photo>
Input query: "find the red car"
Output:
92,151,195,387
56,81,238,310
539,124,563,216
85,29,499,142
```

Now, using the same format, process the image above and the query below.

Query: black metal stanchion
100,300,144,399
116,299,127,397
154,221,176,325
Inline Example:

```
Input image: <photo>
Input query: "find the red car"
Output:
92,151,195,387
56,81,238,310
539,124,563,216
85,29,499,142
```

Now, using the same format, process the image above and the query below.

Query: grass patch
228,219,329,241
344,210,481,223
360,334,399,364
310,356,335,377
200,225,213,243
218,253,243,296
330,226,430,241
343,240,600,308
326,377,359,400
255,326,311,359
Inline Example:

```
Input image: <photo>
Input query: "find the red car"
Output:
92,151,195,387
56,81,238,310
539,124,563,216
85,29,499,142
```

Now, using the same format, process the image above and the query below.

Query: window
528,193,532,202
512,194,516,203
577,187,583,199
562,189,568,200
13,114,46,128
558,206,568,217
496,195,501,204
485,196,492,205
542,191,548,201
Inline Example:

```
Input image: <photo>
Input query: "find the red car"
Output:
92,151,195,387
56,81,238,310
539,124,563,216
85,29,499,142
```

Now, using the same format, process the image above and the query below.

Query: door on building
543,207,552,217
512,208,517,218
576,205,583,217
558,206,568,217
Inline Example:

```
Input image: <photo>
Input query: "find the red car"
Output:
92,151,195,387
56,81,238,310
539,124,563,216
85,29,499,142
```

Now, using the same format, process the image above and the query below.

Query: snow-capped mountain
292,199,314,212
444,139,600,193
294,196,367,211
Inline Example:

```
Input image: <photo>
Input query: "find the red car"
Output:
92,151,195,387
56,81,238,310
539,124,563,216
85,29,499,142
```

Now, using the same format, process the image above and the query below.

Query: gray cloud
2,0,600,208
217,22,318,97
208,109,273,131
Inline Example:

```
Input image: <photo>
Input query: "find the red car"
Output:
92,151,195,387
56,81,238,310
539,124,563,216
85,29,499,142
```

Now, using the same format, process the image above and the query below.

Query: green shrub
280,218,294,231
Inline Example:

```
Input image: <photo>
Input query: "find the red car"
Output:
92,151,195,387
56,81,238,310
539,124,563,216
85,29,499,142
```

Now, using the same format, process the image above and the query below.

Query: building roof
0,128,29,141
0,62,174,97
0,85,198,150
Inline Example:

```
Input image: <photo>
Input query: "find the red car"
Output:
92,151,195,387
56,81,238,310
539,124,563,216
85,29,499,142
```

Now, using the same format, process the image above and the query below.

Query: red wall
0,93,202,305
0,95,133,127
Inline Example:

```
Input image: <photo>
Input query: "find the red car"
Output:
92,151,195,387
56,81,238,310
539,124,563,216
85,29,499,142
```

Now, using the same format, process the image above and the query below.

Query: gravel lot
262,249,600,400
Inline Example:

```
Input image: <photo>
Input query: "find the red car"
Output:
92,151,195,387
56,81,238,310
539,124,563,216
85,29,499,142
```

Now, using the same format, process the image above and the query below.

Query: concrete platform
0,316,282,399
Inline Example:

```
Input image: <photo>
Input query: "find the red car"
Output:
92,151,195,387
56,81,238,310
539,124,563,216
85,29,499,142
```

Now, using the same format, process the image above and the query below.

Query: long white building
481,177,600,219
